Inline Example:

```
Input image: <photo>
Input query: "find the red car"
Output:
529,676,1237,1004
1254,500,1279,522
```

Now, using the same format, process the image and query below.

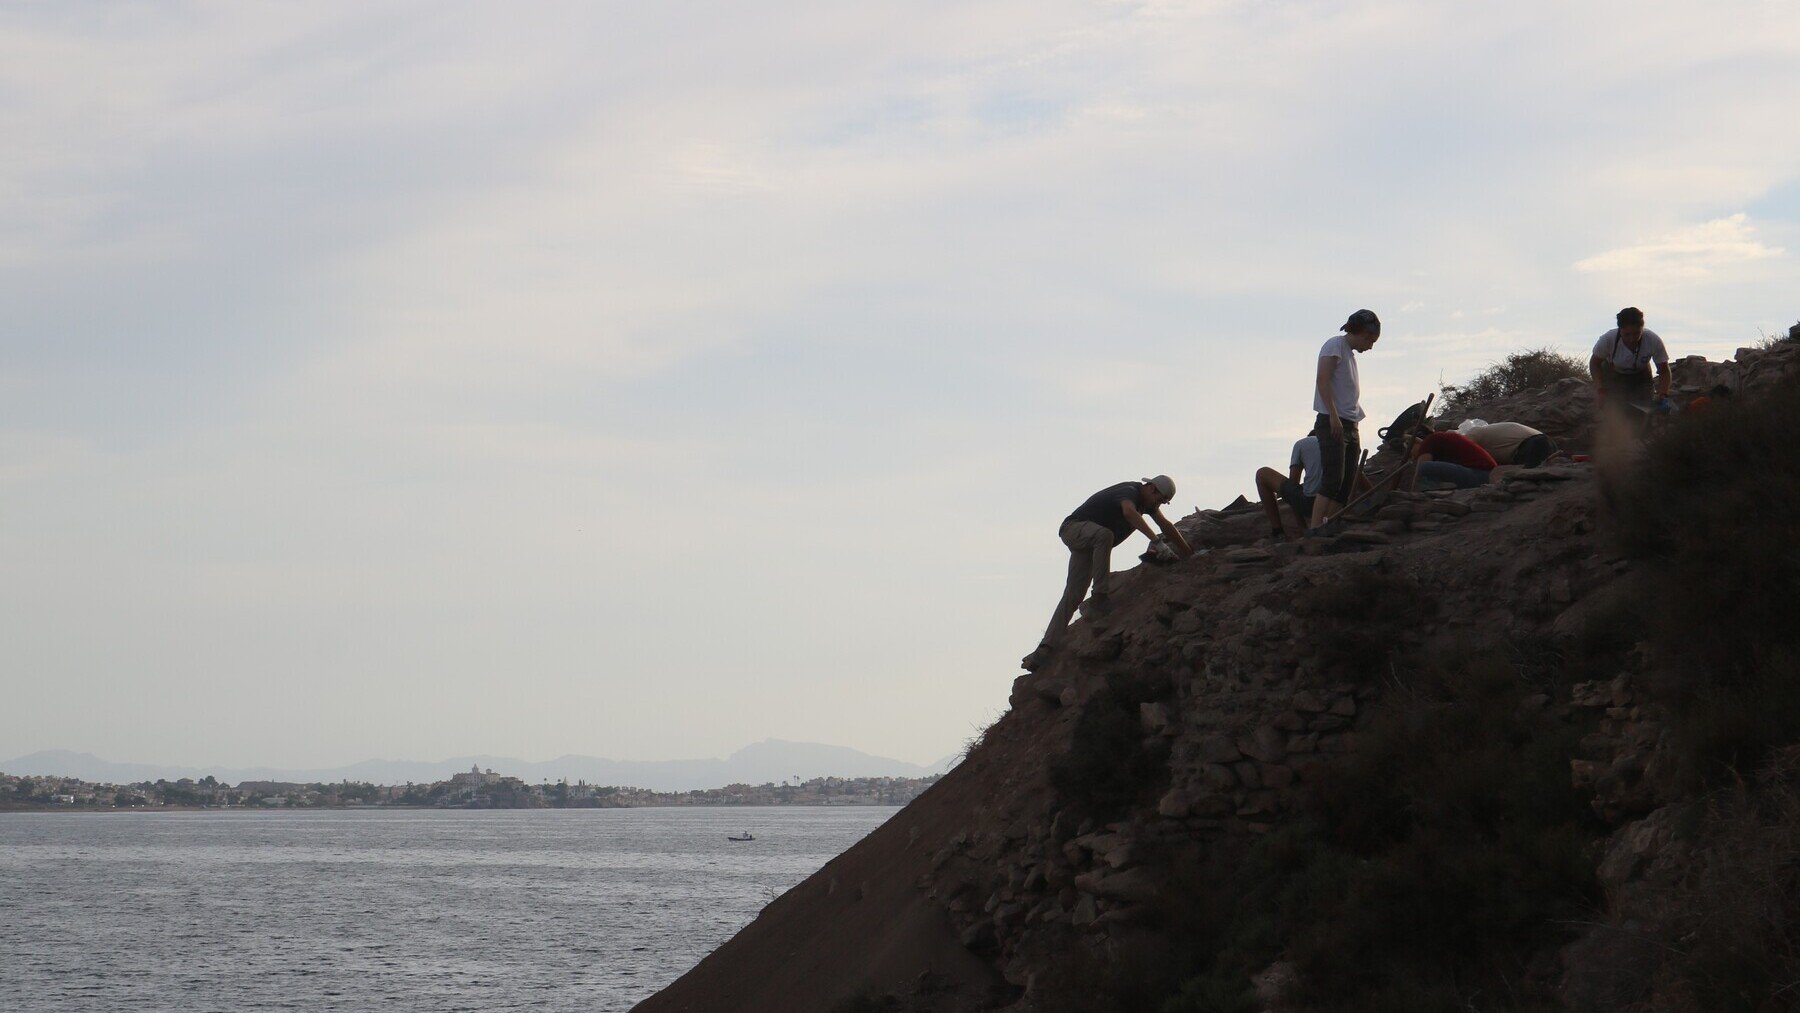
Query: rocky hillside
636,339,1800,1013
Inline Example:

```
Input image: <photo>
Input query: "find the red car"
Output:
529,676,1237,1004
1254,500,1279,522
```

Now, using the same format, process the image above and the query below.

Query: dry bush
1662,749,1800,1009
1756,321,1800,349
1439,347,1588,413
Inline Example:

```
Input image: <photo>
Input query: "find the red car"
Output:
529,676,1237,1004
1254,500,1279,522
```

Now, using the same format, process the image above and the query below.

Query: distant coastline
2,764,939,813
1,739,955,793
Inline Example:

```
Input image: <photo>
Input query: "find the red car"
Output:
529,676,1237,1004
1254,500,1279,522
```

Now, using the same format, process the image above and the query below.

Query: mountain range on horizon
1,739,959,793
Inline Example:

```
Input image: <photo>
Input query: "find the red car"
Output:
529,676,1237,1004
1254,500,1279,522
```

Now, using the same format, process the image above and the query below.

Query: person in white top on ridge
1309,309,1381,530
1589,306,1672,413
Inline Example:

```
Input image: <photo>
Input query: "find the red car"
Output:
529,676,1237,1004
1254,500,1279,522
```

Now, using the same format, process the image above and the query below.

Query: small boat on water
727,831,755,842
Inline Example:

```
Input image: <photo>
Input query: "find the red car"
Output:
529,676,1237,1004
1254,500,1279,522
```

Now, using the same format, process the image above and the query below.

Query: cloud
4,1,1800,767
1574,214,1786,279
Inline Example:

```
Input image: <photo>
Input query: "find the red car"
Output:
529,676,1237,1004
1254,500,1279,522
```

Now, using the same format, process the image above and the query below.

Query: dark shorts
1312,414,1360,503
1516,433,1555,469
1277,479,1316,522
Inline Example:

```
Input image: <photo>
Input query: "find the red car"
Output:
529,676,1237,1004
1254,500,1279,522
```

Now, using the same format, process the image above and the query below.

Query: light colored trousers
1042,520,1115,647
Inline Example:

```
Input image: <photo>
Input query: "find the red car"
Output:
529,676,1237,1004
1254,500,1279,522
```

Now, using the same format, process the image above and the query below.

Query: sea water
0,806,895,1012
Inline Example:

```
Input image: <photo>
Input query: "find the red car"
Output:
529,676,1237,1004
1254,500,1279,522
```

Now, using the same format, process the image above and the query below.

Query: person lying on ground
1590,306,1672,413
1461,420,1557,469
1022,476,1193,671
1406,424,1499,491
1310,309,1380,530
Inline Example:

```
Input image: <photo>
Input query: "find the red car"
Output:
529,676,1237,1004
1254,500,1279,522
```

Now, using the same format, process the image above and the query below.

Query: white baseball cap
1147,475,1176,500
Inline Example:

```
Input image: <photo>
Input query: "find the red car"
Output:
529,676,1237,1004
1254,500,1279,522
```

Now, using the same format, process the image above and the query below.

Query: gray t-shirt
1290,436,1323,496
1312,334,1365,422
1592,328,1668,374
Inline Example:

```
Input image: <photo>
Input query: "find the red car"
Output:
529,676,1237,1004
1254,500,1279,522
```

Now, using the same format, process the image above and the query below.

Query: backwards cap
1344,308,1381,335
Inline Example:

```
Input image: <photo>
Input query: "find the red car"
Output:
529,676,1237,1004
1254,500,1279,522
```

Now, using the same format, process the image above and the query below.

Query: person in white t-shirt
1589,306,1671,411
1310,309,1381,529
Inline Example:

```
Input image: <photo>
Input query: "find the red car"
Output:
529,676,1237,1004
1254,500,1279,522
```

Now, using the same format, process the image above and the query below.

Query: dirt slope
632,729,1015,1013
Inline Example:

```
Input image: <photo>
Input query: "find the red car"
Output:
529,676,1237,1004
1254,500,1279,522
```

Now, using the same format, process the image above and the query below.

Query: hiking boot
1080,595,1114,620
1021,643,1054,671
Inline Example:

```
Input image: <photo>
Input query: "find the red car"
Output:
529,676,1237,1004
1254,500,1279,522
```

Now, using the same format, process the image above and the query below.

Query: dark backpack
1378,400,1430,448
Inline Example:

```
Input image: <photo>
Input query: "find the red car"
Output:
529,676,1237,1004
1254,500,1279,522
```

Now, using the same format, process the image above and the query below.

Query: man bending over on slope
1022,476,1193,671
1407,423,1499,491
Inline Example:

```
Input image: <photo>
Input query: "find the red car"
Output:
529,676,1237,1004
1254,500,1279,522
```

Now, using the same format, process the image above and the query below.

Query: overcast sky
3,1,1798,770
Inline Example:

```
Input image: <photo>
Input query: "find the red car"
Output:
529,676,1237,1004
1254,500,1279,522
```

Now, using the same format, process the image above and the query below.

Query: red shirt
1418,432,1497,470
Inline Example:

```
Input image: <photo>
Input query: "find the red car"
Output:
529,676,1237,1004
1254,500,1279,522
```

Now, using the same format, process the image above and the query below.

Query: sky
3,1,1799,771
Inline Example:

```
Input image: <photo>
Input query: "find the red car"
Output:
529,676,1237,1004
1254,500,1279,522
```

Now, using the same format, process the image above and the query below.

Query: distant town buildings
0,768,938,812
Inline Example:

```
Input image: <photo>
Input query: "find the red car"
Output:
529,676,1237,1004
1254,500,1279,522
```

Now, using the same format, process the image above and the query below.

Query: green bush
1286,654,1600,1005
1663,753,1800,1010
1439,347,1587,413
1153,648,1601,1011
1292,567,1432,684
1050,670,1171,823
1612,372,1800,784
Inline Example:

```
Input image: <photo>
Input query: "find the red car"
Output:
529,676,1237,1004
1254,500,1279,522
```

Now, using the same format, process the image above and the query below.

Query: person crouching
1022,476,1193,671
1255,433,1322,541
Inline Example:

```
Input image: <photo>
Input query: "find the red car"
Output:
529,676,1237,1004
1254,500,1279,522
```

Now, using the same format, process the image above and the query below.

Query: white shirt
1592,328,1668,374
1312,334,1365,423
1290,436,1323,496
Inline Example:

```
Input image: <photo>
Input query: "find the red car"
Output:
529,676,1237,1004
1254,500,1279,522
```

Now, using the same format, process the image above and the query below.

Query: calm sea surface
0,806,896,1012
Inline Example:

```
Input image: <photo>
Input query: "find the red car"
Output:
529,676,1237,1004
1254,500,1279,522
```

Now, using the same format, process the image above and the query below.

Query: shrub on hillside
1292,567,1431,683
1282,654,1599,1008
1050,670,1172,824
1611,371,1800,784
1662,750,1800,1008
1151,647,1600,1012
1439,347,1586,413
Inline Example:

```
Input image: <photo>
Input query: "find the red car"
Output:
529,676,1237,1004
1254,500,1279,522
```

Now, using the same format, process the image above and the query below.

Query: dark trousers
1312,414,1360,504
